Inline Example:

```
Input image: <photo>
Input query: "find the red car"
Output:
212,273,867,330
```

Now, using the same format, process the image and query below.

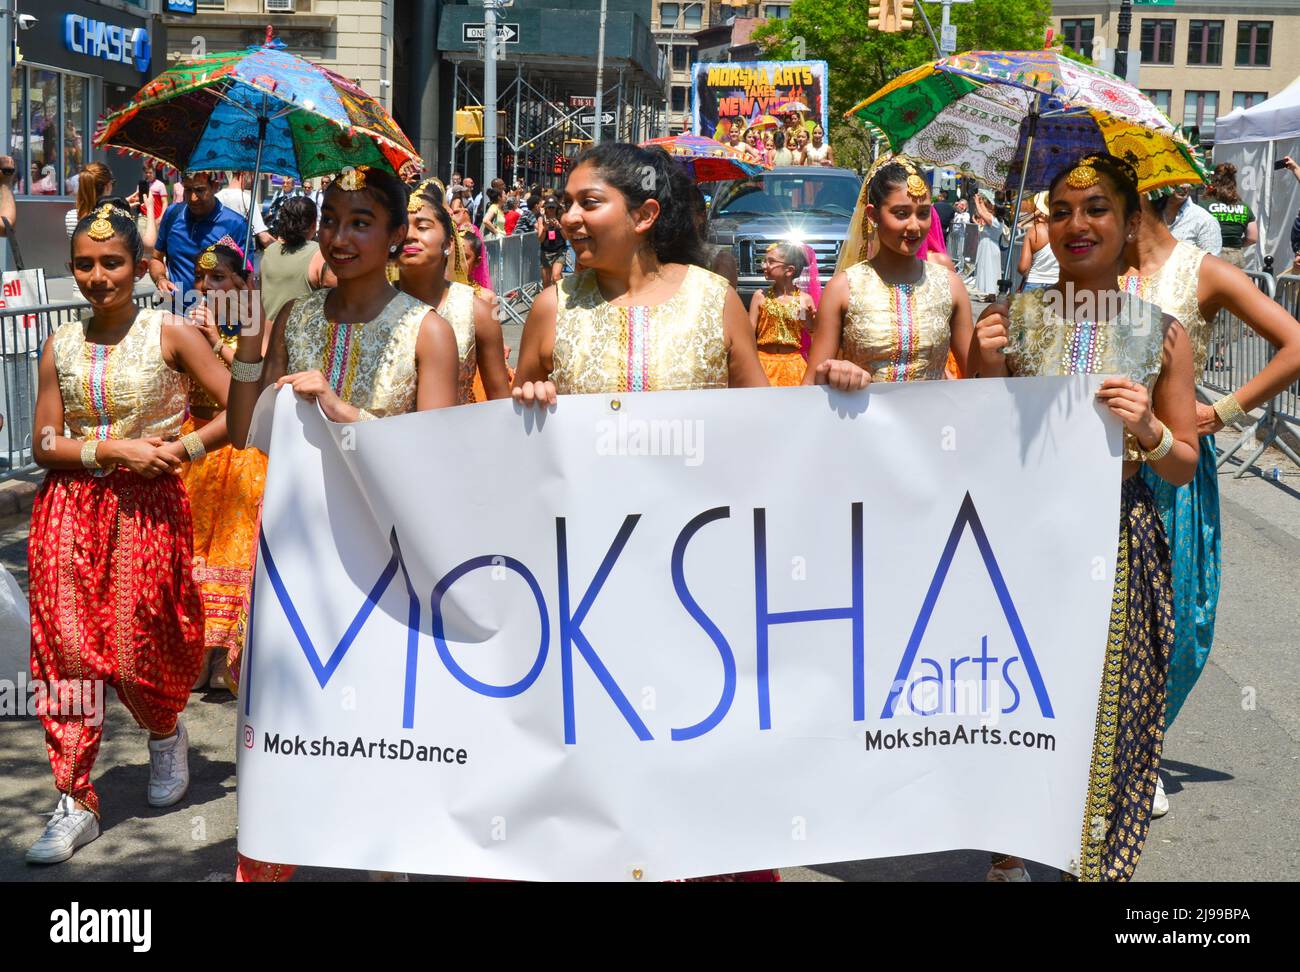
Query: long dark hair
323,166,408,230
572,142,703,266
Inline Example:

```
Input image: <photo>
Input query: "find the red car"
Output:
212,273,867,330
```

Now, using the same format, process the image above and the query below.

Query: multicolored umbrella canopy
748,114,782,131
847,49,1206,193
641,133,770,182
95,33,421,180
775,100,811,114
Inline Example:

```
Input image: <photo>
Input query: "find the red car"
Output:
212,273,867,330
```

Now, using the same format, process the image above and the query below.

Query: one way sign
580,112,616,126
462,22,520,44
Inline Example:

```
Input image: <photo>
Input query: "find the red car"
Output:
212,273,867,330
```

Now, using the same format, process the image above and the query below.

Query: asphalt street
2,452,1296,882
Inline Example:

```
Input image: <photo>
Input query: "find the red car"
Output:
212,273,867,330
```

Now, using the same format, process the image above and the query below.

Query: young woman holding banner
804,156,973,388
973,153,1198,882
1120,192,1300,816
225,166,461,881
399,180,511,403
513,143,873,880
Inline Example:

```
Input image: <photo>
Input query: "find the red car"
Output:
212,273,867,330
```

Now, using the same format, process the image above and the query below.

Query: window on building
659,3,679,29
1232,91,1267,111
1186,20,1223,66
683,3,702,30
672,45,694,72
1236,21,1272,67
1060,18,1095,57
1140,19,1176,65
196,0,226,8
1142,89,1172,117
1183,90,1219,140
671,86,687,113
764,4,791,18
9,65,96,197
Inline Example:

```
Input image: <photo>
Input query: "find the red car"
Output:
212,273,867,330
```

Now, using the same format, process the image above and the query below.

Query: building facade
1053,0,1300,149
3,0,168,272
163,0,394,109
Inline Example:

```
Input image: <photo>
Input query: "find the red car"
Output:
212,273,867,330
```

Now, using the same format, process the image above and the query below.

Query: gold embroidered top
53,308,190,442
1120,241,1210,374
550,265,730,394
756,288,806,349
283,288,430,417
438,281,478,405
841,260,953,382
1008,289,1170,460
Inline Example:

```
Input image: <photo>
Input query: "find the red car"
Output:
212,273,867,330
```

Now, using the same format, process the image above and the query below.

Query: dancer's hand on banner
974,302,1011,374
512,379,557,408
110,437,184,479
812,359,870,391
276,370,353,423
1096,377,1159,444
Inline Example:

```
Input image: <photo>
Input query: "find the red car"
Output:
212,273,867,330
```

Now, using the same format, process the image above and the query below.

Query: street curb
0,478,38,517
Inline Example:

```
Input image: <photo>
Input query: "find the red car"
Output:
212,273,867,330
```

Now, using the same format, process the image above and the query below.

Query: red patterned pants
28,469,205,817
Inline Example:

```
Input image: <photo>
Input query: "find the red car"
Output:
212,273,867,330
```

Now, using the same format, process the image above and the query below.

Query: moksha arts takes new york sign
236,378,1122,881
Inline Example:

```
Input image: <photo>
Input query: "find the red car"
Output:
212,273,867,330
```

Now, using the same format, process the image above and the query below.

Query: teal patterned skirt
1139,436,1221,727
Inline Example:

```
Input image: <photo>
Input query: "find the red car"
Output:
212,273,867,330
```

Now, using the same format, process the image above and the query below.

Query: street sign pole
593,0,608,145
484,1,498,188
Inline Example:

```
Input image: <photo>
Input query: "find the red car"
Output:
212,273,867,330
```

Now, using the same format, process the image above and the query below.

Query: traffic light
868,0,914,33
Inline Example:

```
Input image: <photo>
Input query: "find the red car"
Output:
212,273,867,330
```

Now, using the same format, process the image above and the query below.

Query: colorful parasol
96,29,422,255
846,49,1205,194
748,114,782,131
775,100,811,114
640,133,770,182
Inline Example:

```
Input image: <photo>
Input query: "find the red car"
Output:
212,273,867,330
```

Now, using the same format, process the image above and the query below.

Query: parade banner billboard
238,378,1121,880
692,60,829,140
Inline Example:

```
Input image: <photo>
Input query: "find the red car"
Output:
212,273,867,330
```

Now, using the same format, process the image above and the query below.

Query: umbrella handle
998,101,1040,303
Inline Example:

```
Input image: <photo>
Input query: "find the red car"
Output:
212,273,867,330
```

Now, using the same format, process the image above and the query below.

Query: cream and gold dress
550,265,730,394
1121,240,1221,729
283,288,431,416
435,281,478,404
841,260,953,382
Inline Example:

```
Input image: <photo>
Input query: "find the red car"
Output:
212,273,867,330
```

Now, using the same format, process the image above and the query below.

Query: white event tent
1213,74,1300,273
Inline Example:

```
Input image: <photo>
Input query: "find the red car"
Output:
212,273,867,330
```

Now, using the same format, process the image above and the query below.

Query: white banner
237,377,1122,881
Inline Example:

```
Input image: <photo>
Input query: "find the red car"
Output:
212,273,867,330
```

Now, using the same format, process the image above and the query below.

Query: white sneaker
986,863,1031,882
26,794,100,864
147,721,190,807
1152,774,1169,818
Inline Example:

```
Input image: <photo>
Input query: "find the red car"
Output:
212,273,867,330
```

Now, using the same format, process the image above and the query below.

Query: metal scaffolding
446,51,662,187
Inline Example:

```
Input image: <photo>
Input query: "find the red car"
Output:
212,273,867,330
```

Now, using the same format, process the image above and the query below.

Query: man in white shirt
216,171,274,250
1164,184,1222,256
446,171,463,206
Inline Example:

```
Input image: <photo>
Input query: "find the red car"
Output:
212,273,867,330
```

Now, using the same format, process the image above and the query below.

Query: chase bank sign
63,14,151,74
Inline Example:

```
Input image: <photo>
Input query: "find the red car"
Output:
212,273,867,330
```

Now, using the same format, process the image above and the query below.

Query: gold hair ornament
338,166,369,192
197,247,219,270
87,203,117,242
1066,163,1101,190
906,174,928,199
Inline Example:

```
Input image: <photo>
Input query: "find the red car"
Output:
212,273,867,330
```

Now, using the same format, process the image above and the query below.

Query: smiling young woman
223,166,461,883
974,153,1199,883
399,181,510,403
512,142,771,406
804,156,973,390
25,201,235,866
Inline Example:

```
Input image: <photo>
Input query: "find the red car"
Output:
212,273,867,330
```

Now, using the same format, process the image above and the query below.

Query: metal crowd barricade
1,292,156,474
483,232,543,326
1204,270,1300,477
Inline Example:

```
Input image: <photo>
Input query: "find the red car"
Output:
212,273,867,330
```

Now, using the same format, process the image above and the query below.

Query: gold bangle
181,431,206,461
1213,393,1247,426
230,357,263,383
1143,424,1174,463
80,439,102,470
